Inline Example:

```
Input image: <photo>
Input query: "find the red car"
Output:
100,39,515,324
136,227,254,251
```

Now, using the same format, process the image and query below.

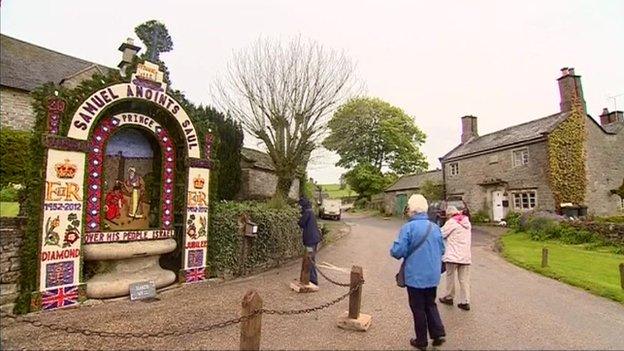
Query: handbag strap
405,221,433,259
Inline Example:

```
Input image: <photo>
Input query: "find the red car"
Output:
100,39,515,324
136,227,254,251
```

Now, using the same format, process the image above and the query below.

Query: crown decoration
55,159,77,179
193,175,205,189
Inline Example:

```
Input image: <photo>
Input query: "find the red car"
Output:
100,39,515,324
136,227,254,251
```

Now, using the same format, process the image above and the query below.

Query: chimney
117,38,141,77
557,67,586,112
461,115,478,144
600,107,624,126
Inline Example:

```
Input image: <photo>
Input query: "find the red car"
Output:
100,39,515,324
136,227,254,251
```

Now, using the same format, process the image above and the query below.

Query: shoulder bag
396,222,433,288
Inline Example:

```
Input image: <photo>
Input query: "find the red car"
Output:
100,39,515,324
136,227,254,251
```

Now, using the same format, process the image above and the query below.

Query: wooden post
348,265,363,319
619,263,624,290
299,251,310,285
240,290,263,351
541,247,548,268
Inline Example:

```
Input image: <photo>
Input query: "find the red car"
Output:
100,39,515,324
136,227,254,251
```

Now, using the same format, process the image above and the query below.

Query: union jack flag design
185,268,205,283
41,286,79,310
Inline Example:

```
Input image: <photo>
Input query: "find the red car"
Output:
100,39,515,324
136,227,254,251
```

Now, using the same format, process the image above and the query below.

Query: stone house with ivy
440,68,623,220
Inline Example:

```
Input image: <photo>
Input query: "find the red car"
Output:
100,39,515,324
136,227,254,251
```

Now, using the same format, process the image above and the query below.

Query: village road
2,214,624,350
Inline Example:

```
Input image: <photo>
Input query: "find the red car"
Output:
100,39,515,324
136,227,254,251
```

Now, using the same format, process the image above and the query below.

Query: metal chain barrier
0,280,364,338
308,257,351,287
262,279,364,315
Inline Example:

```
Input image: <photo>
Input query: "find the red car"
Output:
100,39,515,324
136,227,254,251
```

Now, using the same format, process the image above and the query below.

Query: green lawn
501,232,624,304
0,202,19,217
318,184,356,199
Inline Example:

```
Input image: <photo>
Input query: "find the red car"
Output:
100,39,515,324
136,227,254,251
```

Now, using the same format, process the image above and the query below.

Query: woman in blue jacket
391,194,446,350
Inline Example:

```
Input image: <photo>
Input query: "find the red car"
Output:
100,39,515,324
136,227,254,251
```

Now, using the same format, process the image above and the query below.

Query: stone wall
443,140,556,219
0,217,26,313
0,87,35,131
584,119,624,216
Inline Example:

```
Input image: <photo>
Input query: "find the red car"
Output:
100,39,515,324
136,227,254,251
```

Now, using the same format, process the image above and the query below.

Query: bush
0,185,20,202
208,201,303,277
354,198,369,209
0,128,31,188
471,210,490,224
504,211,521,230
519,210,565,231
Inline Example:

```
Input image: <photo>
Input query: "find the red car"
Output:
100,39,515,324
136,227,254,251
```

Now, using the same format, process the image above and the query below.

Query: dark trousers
306,244,318,285
407,286,445,346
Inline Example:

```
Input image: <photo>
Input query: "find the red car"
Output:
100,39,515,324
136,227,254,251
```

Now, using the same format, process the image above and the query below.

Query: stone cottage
238,147,299,200
440,68,624,220
383,170,443,216
0,34,296,199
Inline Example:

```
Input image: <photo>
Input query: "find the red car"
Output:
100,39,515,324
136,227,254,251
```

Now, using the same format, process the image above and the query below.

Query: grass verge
318,184,356,199
0,202,19,217
500,232,624,304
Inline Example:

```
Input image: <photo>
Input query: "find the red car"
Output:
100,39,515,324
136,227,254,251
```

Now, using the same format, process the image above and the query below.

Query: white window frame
512,190,537,210
512,147,529,168
449,162,459,176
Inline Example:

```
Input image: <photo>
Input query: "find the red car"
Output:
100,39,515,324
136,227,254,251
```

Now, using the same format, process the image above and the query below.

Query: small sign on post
129,280,157,301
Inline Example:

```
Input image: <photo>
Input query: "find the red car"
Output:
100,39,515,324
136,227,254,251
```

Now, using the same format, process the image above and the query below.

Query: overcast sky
2,0,623,184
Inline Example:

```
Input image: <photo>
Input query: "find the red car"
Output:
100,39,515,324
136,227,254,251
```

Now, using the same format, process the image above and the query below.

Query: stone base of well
84,239,177,299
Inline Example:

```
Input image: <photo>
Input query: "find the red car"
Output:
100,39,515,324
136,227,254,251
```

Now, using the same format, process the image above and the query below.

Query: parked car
428,199,470,226
319,199,342,220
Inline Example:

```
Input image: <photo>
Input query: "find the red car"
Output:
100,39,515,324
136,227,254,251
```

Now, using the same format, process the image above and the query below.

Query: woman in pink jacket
439,205,472,311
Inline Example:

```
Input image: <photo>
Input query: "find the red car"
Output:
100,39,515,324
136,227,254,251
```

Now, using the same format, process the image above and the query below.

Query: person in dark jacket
298,197,321,285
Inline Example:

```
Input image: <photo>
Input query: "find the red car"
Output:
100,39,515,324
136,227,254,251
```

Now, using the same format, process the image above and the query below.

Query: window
512,148,529,167
449,162,459,176
512,191,537,209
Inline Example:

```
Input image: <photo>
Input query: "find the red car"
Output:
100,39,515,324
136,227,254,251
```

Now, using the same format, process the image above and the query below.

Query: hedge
0,127,31,188
208,201,303,277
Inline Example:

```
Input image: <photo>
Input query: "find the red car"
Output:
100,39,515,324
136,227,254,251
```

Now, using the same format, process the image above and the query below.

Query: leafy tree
324,97,428,175
345,164,396,199
214,37,359,199
339,173,347,190
420,179,444,202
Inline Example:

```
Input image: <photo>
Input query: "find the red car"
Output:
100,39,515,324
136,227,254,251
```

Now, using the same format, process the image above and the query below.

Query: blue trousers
407,286,445,346
306,244,318,285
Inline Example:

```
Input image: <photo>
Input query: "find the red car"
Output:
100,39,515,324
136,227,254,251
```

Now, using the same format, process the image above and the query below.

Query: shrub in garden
0,128,31,188
504,211,521,230
0,185,20,202
471,210,490,223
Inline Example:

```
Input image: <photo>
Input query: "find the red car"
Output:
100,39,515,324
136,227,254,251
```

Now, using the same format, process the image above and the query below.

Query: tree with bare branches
214,37,359,199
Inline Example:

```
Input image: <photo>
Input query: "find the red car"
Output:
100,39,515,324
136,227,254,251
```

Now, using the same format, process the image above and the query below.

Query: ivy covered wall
547,98,587,208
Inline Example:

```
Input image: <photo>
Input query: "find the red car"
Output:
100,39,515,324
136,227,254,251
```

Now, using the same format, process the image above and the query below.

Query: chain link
261,279,363,315
0,279,364,338
309,258,351,287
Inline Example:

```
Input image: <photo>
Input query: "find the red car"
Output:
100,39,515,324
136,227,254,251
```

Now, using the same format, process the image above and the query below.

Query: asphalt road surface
2,214,623,350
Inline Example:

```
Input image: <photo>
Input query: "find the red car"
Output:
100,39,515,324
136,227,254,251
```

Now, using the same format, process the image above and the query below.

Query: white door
492,191,504,221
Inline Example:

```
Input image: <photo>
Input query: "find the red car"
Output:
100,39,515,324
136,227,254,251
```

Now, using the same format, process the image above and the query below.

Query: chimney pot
461,115,478,144
557,66,585,112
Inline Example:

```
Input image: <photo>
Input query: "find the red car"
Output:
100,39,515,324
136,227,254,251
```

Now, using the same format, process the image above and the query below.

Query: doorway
492,190,504,221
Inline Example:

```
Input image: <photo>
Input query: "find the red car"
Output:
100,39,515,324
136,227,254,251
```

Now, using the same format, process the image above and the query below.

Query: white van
319,199,342,220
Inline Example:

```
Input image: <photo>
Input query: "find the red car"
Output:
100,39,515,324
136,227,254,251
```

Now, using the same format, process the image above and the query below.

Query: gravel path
2,214,624,350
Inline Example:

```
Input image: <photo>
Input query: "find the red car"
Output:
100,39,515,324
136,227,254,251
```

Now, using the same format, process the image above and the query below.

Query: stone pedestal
289,280,319,293
336,311,372,331
84,239,176,299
